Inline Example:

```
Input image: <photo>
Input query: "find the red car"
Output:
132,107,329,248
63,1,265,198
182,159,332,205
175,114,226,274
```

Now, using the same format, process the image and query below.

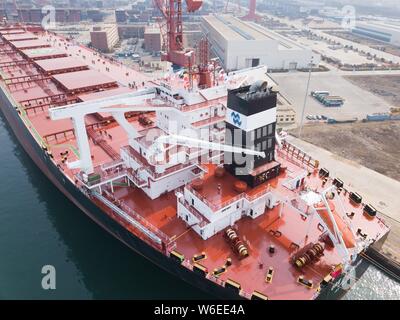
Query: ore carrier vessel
0,23,390,300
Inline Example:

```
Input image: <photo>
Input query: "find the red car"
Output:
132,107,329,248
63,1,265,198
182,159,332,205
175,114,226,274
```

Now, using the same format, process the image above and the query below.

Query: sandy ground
344,75,400,108
290,121,400,181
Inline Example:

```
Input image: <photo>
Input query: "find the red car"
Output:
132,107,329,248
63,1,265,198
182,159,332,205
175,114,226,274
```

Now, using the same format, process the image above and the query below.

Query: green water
0,112,398,300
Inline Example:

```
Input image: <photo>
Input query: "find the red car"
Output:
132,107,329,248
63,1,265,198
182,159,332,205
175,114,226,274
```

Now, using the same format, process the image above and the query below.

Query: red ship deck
0,26,390,300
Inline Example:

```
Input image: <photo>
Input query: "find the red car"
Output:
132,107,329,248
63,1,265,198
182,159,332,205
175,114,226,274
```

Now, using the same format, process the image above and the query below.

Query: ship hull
0,88,370,300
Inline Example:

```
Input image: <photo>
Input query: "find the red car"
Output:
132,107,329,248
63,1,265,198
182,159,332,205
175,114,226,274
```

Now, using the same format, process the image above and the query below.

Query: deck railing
186,182,271,212
278,140,318,170
178,197,209,227
96,188,175,250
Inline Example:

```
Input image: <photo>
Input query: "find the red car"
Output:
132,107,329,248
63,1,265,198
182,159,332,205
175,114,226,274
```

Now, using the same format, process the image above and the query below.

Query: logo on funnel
230,111,242,126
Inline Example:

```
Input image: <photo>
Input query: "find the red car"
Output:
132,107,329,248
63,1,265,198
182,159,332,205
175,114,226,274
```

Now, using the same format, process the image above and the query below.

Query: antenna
298,57,313,139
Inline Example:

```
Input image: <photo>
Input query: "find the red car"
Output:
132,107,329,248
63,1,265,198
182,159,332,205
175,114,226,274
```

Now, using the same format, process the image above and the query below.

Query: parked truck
311,91,344,107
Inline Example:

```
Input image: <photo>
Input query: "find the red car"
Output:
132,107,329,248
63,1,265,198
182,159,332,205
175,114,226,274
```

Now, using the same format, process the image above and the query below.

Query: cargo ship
0,24,390,300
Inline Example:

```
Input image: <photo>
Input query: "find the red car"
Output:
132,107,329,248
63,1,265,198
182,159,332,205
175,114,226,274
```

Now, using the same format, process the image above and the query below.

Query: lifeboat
186,0,203,12
315,202,356,249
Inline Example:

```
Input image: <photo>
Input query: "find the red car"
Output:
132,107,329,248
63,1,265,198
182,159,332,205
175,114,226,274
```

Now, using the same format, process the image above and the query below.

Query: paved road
269,71,391,123
313,66,400,76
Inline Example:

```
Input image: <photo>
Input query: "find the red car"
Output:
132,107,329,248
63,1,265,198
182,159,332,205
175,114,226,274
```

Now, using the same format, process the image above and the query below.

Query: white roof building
202,14,320,71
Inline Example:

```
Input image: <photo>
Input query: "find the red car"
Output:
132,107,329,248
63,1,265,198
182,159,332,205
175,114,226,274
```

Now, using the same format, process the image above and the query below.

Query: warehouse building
352,21,400,47
202,14,319,71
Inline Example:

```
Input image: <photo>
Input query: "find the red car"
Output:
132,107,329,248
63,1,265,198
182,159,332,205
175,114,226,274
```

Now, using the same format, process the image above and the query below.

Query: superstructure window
256,128,261,139
262,126,267,136
268,124,273,135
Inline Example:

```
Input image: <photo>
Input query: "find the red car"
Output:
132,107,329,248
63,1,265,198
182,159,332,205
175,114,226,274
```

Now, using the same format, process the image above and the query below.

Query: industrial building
276,106,296,125
352,21,400,47
118,24,146,39
90,25,119,52
115,9,128,23
17,8,81,23
144,27,162,53
202,15,320,71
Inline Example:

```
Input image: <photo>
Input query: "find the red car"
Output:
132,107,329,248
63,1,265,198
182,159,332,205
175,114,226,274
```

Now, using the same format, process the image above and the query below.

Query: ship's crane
153,0,203,67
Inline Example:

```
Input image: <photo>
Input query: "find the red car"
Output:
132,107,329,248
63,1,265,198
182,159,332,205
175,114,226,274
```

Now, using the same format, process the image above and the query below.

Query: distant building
140,55,170,72
30,9,42,23
90,25,119,52
352,22,400,47
87,9,103,22
115,9,127,23
118,24,146,39
67,9,81,23
144,27,162,52
202,14,320,71
276,106,296,125
264,0,303,17
0,9,6,21
18,8,81,23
